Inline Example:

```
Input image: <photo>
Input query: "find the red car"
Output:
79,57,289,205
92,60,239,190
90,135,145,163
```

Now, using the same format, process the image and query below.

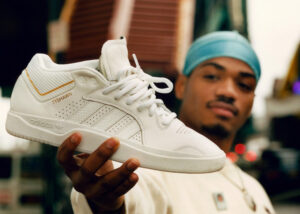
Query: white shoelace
102,54,176,126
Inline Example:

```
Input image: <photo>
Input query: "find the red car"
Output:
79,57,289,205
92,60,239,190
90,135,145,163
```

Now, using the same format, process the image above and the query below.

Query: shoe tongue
98,37,131,81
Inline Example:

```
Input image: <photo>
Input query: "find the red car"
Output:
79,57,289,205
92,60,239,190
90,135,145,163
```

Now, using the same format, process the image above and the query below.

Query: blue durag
183,31,261,82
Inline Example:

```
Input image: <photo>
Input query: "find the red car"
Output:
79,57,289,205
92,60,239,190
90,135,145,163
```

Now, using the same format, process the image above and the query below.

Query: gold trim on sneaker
25,69,74,96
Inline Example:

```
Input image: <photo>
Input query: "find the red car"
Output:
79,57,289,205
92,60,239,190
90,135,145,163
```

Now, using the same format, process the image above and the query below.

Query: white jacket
71,159,275,214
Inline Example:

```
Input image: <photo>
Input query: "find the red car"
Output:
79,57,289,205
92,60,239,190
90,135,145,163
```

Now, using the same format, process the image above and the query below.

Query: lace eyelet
114,97,118,101
161,122,167,126
137,108,141,112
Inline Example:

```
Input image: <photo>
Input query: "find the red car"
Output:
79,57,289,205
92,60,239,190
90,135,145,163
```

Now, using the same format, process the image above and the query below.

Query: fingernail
106,138,118,149
129,173,137,182
70,134,79,144
127,160,138,171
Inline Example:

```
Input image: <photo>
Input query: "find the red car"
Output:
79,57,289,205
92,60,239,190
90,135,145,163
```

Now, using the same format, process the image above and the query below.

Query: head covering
183,31,261,81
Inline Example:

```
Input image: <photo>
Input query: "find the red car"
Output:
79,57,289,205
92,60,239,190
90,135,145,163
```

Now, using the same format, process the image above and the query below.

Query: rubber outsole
6,111,225,173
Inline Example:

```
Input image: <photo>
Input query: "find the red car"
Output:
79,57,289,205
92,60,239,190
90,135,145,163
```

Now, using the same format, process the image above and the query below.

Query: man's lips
207,101,238,118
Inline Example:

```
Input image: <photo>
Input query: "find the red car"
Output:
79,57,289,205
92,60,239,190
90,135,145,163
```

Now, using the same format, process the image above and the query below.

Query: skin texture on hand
57,133,140,213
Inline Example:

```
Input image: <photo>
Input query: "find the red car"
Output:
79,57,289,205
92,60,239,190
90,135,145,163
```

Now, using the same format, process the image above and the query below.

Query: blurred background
0,0,300,213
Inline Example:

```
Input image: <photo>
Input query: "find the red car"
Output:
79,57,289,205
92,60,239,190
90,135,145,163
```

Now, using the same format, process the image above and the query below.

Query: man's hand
57,133,140,213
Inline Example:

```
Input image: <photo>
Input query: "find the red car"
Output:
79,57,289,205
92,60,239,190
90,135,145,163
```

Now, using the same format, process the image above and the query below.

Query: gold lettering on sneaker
52,92,72,104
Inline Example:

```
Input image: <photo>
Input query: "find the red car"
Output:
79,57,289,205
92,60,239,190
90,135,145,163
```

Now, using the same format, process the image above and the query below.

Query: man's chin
200,124,230,139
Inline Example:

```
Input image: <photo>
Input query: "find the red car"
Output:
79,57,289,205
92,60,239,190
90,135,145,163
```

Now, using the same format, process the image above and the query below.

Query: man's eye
239,83,252,91
203,75,218,80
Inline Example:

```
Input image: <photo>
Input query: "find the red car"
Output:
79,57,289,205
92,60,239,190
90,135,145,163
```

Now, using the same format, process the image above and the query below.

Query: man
57,31,275,213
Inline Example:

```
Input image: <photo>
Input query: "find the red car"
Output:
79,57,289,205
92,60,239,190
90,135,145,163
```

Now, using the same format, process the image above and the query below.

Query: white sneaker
6,37,225,173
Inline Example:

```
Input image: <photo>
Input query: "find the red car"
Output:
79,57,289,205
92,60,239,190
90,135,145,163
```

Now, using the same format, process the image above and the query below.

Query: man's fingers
95,160,114,176
73,153,89,166
57,133,81,175
100,158,140,188
72,138,121,190
84,159,140,199
58,135,140,201
79,138,120,177
112,173,139,197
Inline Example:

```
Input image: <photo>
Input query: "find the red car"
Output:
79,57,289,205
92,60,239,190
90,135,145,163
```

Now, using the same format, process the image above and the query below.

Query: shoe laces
102,54,176,126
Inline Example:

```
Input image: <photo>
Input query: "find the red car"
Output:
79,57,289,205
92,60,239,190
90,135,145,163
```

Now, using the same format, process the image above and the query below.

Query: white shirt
71,159,275,214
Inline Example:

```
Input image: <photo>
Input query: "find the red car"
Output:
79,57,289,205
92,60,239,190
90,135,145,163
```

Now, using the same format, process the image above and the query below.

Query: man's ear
175,74,187,100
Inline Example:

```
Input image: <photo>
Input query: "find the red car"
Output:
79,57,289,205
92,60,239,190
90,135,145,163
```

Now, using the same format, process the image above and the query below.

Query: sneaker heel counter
10,71,36,113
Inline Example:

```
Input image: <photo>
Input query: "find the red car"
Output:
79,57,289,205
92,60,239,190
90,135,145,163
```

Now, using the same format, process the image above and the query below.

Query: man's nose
215,79,238,102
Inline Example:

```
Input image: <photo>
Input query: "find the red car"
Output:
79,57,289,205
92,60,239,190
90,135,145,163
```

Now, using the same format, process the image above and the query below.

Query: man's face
176,57,256,138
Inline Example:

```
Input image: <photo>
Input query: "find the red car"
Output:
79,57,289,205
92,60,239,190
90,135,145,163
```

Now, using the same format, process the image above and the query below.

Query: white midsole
6,111,225,173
